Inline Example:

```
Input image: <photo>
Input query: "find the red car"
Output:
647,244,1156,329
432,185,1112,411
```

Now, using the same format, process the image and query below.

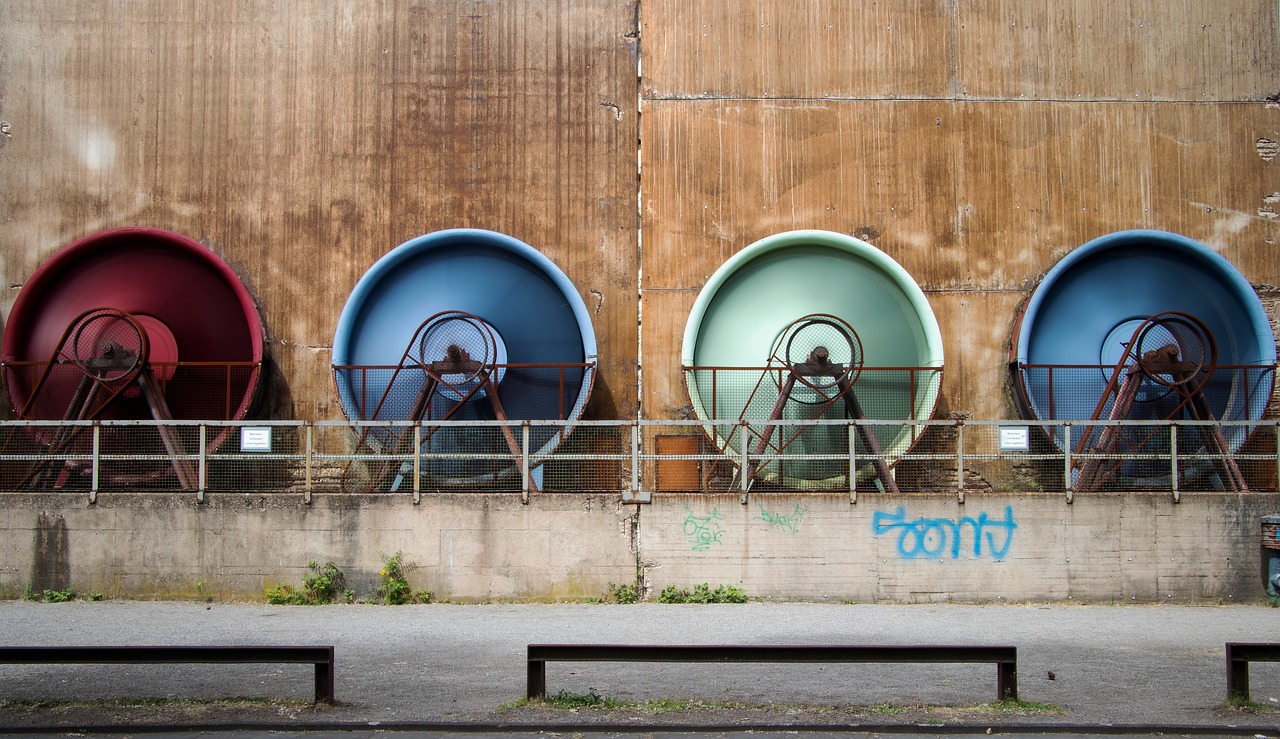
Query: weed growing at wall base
378,551,432,605
25,586,75,603
22,586,102,603
605,581,640,603
265,561,347,605
656,583,747,603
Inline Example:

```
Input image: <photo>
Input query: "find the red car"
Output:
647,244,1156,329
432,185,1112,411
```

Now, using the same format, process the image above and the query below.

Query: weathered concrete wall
0,493,638,602
2,491,1276,603
640,492,1280,603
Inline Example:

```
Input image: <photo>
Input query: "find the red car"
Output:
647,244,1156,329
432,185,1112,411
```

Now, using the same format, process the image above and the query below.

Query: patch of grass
506,693,1064,716
656,583,747,604
637,697,748,713
1223,693,1280,713
862,701,916,716
0,696,312,711
977,698,1065,714
537,689,626,710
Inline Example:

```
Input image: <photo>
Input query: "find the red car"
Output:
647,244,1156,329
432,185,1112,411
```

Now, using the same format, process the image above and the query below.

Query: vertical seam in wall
946,0,962,100
634,0,646,585
635,0,645,425
388,2,400,247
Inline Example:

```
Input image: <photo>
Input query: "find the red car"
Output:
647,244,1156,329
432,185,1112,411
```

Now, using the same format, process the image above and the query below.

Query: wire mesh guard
0,418,1274,495
333,311,595,492
0,307,261,490
1014,312,1277,493
683,315,943,492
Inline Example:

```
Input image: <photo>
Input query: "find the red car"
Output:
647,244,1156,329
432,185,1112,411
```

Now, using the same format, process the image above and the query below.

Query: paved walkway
0,601,1277,735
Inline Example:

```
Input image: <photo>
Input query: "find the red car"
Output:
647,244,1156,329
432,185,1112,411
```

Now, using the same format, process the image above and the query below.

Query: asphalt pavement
0,600,1277,736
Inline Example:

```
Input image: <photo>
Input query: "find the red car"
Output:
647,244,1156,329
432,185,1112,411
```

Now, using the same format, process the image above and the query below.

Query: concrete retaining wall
0,493,639,602
640,493,1280,603
0,491,1276,603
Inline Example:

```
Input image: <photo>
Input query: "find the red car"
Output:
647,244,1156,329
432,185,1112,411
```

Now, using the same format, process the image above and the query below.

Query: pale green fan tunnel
681,230,944,489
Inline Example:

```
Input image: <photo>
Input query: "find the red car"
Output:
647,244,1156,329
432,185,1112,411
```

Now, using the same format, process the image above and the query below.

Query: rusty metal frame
681,364,943,492
0,645,335,703
1016,313,1267,494
0,309,263,491
1226,642,1280,701
526,643,1017,702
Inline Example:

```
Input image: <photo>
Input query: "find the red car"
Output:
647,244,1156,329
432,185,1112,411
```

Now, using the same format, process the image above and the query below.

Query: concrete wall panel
638,492,1279,603
0,493,638,601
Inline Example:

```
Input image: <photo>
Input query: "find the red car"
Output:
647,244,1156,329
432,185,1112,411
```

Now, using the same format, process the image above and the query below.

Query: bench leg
998,661,1017,702
527,659,546,700
1227,658,1249,701
315,660,335,704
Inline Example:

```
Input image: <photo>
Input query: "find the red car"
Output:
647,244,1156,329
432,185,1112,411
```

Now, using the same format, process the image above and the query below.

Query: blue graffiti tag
753,503,806,535
871,506,1017,560
683,506,726,551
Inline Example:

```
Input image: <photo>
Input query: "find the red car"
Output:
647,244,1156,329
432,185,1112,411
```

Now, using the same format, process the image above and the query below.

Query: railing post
304,424,313,505
90,423,100,505
955,419,965,504
413,424,422,504
1170,422,1180,504
848,421,857,505
630,422,640,499
521,422,530,505
739,420,750,504
197,424,207,503
1063,422,1073,504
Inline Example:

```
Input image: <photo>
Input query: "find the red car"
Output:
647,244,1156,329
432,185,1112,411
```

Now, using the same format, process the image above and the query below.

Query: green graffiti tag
683,506,726,551
753,503,806,535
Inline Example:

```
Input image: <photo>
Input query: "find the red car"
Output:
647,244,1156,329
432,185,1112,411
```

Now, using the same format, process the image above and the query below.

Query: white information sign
998,426,1030,452
240,427,272,453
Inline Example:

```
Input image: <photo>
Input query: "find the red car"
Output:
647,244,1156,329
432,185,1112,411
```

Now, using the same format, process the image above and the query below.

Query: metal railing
0,418,1275,502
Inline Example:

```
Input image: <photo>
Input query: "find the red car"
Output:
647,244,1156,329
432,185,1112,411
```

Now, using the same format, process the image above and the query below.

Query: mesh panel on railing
956,423,1067,494
205,425,304,492
0,419,1274,495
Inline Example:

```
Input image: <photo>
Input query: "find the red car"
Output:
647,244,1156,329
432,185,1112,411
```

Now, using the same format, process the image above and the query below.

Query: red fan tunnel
0,227,266,488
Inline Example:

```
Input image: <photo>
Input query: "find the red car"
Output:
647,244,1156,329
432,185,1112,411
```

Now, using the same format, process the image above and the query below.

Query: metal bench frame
1226,642,1280,701
527,643,1017,702
0,645,335,703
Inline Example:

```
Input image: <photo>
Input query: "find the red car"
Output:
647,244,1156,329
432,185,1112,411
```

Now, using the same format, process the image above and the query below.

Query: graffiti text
753,503,806,535
871,506,1017,561
683,506,726,551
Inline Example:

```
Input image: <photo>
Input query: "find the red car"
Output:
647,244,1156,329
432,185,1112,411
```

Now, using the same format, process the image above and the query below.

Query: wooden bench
1226,642,1280,701
0,645,335,704
527,644,1017,702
